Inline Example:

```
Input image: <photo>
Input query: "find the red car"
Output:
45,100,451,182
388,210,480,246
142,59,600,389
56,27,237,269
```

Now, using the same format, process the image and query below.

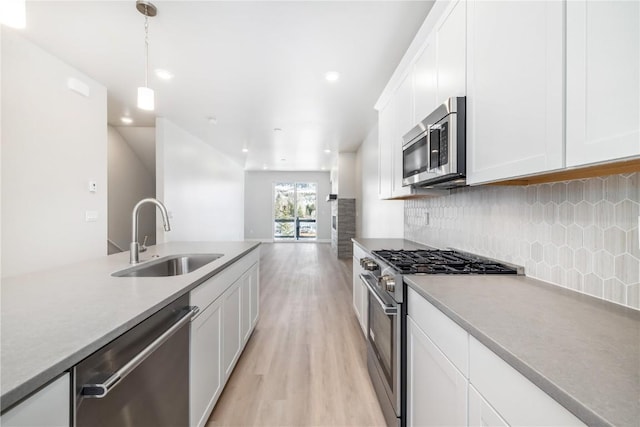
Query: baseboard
245,238,274,243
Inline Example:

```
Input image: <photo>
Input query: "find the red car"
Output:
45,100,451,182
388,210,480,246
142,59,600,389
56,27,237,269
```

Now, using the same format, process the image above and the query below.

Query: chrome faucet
130,198,171,264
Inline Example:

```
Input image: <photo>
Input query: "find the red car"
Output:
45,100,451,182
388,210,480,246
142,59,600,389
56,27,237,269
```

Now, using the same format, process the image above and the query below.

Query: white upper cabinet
566,0,640,167
392,73,415,198
466,0,564,185
413,35,438,123
378,99,394,200
435,0,466,105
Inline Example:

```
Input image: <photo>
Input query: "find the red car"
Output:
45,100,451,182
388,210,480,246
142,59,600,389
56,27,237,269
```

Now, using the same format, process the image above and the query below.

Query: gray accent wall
405,173,640,310
244,171,331,241
331,198,356,258
107,126,156,254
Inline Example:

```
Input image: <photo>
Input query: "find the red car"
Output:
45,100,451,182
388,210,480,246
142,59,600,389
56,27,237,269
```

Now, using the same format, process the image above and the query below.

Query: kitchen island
353,237,640,427
0,241,260,414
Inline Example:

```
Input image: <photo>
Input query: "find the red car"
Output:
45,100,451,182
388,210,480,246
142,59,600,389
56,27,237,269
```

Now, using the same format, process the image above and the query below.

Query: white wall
338,152,357,199
156,118,244,242
244,171,331,241
356,125,404,238
1,29,107,278
107,126,155,254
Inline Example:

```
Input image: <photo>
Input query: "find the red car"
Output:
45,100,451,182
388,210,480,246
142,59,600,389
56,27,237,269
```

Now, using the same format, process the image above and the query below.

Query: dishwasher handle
81,305,199,398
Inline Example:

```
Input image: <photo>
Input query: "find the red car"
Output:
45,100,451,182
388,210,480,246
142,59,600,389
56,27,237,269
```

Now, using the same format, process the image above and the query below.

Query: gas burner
371,249,518,275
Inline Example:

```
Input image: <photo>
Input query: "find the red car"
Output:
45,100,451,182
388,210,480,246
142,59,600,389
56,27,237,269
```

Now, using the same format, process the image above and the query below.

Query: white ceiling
19,1,433,171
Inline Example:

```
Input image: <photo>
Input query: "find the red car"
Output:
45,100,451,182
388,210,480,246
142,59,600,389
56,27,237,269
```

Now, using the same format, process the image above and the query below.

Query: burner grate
372,249,517,275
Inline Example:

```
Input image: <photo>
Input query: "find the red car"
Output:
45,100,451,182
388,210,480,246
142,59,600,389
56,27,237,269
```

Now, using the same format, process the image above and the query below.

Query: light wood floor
207,243,386,427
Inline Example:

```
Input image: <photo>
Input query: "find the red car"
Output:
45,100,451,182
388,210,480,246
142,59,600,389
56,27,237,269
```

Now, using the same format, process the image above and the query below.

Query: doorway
273,182,317,241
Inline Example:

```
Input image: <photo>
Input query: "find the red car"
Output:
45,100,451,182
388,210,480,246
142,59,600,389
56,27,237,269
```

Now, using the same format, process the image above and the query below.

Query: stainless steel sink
112,253,223,278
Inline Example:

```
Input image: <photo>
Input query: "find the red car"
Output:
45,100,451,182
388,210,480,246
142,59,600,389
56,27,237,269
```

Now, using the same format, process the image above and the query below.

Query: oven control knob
360,258,379,271
380,275,396,292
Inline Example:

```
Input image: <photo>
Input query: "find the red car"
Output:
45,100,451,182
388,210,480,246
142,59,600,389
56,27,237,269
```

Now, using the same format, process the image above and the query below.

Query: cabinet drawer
469,336,585,426
407,287,468,377
191,249,259,313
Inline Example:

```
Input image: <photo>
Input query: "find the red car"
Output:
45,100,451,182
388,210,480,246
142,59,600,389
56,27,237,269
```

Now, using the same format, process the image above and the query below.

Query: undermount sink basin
112,253,223,278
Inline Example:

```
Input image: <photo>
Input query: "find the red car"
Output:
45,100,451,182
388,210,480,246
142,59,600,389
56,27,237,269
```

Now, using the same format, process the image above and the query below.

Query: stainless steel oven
359,264,405,427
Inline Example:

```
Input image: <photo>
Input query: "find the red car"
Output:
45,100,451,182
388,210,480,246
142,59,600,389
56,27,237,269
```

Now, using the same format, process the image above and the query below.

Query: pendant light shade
136,0,157,111
137,86,154,111
0,0,26,29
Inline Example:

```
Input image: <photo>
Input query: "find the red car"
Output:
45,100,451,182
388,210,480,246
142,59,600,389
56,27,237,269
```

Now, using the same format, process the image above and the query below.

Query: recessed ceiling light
321,166,325,170
207,116,218,125
325,71,340,82
155,69,174,80
121,117,133,125
280,158,287,162
273,128,283,132
324,149,331,154
242,148,249,153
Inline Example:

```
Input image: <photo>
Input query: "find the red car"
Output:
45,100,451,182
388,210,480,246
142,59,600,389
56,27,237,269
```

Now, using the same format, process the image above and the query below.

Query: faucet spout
130,198,171,264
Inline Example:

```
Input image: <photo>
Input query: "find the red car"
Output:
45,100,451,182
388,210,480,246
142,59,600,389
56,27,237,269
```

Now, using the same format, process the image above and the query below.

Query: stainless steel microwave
402,96,466,189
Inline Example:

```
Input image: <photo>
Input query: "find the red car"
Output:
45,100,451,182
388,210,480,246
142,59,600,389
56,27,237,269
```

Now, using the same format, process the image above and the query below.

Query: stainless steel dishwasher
74,294,198,427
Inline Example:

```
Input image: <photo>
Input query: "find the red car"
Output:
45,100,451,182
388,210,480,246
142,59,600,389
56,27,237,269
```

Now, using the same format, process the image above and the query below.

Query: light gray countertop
353,238,640,427
0,241,260,412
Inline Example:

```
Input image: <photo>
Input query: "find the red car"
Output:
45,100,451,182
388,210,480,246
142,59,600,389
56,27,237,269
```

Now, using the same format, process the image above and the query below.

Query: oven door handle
359,274,398,315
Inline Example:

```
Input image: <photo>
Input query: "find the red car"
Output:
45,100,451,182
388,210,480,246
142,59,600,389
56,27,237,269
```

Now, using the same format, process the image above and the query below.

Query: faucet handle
140,235,149,253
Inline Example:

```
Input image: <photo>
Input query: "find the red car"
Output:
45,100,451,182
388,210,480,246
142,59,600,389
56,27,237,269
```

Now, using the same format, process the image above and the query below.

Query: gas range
372,249,521,275
359,248,522,304
358,246,522,427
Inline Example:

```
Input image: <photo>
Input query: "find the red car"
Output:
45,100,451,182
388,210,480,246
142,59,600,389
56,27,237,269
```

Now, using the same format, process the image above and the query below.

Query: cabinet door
414,35,438,123
436,0,466,104
222,280,242,380
378,103,394,199
352,257,362,321
469,337,585,426
1,374,69,427
250,263,259,328
359,278,368,336
466,0,563,184
392,73,415,198
469,385,509,427
406,317,467,427
566,0,640,166
190,298,222,427
241,270,252,344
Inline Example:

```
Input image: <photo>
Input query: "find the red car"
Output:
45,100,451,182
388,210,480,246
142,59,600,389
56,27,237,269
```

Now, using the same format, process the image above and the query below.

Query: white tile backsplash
405,173,640,310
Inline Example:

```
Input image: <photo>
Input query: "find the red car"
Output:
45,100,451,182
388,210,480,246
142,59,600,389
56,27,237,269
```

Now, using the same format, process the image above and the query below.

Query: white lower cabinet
407,287,586,427
407,317,467,427
249,263,259,331
469,337,585,427
0,374,70,427
190,298,223,427
190,249,260,427
352,245,368,336
222,279,242,381
468,385,508,427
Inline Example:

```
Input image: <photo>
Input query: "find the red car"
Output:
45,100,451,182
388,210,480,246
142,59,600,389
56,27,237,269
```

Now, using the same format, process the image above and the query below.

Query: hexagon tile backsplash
405,173,640,310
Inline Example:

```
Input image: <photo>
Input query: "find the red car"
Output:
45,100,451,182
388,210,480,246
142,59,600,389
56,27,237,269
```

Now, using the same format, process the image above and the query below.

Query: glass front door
274,182,317,240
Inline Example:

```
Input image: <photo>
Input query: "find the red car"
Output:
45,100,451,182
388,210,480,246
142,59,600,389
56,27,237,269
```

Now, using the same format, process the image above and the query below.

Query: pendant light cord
144,10,149,88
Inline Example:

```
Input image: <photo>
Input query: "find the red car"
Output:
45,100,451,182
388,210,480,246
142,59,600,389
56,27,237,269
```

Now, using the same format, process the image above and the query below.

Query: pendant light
136,0,157,111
